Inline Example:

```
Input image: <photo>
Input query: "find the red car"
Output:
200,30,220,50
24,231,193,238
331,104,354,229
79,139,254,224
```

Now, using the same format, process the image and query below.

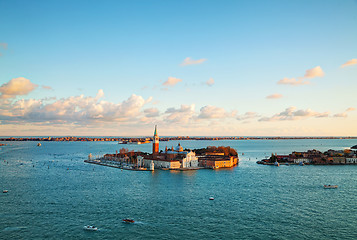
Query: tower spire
152,125,159,154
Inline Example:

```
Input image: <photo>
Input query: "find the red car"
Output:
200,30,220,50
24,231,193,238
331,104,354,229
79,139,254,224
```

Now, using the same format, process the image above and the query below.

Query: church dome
175,143,183,152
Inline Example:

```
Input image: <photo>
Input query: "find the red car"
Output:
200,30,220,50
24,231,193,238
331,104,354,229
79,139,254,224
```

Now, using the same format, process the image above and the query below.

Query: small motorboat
37,143,41,147
209,197,214,200
274,161,279,167
122,219,135,224
3,190,8,193
324,185,338,189
83,225,98,231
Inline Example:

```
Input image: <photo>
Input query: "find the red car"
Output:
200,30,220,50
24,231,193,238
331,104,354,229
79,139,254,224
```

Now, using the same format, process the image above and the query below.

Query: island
257,147,357,165
84,126,239,171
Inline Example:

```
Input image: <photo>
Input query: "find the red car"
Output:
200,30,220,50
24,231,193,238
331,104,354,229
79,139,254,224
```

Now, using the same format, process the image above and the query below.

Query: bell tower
152,125,159,154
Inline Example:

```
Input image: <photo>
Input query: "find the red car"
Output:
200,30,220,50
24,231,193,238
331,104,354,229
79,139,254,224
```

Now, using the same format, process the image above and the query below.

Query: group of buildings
259,148,357,165
95,126,239,170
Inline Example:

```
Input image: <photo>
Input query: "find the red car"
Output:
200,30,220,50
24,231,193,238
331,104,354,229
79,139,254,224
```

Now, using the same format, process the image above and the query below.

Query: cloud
341,59,357,68
333,113,347,118
0,43,7,56
0,43,7,49
144,108,159,118
0,77,38,99
236,112,260,121
163,77,182,86
180,57,207,66
42,85,53,90
277,77,310,86
303,66,324,79
198,105,236,119
95,89,104,99
277,66,324,86
266,93,283,99
333,107,356,118
0,91,151,124
205,78,215,86
259,107,329,121
164,104,195,123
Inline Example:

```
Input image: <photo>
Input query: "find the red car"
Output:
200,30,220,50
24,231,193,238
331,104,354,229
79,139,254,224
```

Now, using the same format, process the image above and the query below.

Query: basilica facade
137,126,199,170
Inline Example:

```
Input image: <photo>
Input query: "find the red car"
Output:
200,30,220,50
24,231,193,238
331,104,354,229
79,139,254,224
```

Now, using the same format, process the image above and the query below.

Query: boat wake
3,226,27,231
133,221,145,225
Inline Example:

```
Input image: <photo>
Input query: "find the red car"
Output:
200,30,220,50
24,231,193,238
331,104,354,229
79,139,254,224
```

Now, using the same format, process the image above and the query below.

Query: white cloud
303,66,324,79
236,112,260,121
277,66,324,86
180,57,207,66
266,93,283,99
42,85,53,90
198,105,236,119
205,78,215,86
259,107,329,121
0,91,151,124
144,108,159,118
0,77,38,99
333,107,356,118
341,59,357,68
164,104,195,123
163,77,182,86
95,89,104,99
277,77,310,86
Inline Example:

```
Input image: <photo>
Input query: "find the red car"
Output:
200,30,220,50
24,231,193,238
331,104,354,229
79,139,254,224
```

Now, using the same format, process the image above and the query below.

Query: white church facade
137,126,199,170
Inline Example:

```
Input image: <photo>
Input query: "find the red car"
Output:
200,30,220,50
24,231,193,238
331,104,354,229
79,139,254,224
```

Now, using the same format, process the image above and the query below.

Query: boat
37,143,41,147
83,225,98,231
324,185,338,189
209,197,214,200
122,219,135,224
274,161,279,166
3,190,8,193
299,162,304,166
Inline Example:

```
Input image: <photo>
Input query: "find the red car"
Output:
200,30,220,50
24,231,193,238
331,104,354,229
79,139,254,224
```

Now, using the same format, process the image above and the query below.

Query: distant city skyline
0,0,356,136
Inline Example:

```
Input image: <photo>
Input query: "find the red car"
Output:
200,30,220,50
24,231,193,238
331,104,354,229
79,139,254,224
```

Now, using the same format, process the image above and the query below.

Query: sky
0,0,356,136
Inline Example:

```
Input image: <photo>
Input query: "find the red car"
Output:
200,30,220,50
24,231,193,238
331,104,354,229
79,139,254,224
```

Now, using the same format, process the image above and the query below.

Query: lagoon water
0,139,357,239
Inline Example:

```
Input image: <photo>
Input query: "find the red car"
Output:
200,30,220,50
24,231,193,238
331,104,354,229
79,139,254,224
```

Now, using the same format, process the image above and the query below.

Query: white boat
3,190,8,193
83,225,98,231
209,197,214,200
324,185,338,189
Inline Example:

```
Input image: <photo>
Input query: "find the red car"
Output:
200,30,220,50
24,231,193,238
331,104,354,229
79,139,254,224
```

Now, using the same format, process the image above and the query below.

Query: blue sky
0,0,356,136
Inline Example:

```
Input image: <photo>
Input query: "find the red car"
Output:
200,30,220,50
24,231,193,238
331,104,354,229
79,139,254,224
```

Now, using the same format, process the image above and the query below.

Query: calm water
0,139,356,239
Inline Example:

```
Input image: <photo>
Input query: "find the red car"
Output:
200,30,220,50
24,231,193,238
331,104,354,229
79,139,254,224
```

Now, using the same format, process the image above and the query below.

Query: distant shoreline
0,136,356,142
